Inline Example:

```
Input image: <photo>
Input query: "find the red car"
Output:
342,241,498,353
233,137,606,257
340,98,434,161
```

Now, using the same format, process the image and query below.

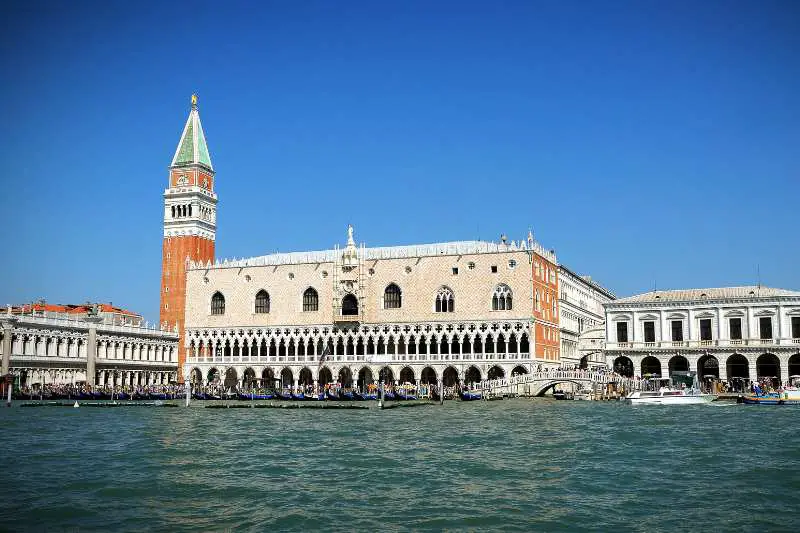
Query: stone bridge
477,370,641,397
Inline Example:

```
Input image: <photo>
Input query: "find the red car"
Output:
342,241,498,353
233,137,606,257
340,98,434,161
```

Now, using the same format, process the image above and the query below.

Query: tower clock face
176,175,189,186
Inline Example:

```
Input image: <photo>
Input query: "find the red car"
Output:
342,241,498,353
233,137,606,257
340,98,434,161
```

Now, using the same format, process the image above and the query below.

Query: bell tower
160,94,217,381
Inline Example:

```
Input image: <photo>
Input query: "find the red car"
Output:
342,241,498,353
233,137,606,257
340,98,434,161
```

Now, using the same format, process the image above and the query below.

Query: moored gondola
396,391,418,401
325,389,341,401
459,390,482,401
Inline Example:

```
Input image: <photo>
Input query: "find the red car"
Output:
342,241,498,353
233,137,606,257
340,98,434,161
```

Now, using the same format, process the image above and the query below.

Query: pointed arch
211,292,225,315
435,286,455,313
520,332,530,353
303,287,319,312
342,294,358,316
255,290,270,313
461,336,471,354
384,283,402,309
492,284,513,311
485,334,495,354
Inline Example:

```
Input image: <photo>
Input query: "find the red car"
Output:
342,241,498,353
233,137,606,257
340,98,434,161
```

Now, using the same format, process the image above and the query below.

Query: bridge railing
475,370,642,394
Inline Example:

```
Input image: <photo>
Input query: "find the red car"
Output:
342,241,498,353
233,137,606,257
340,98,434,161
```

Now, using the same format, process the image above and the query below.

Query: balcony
605,337,800,351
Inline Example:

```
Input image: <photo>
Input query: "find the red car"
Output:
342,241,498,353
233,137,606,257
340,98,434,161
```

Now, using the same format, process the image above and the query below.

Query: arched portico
789,354,800,383
318,366,333,385
357,367,374,390
298,367,313,387
641,356,661,377
280,367,293,388
379,366,394,384
420,366,437,384
338,367,353,387
487,365,504,380
224,367,238,389
697,355,719,382
668,355,689,376
756,353,780,386
726,353,749,391
399,366,415,384
442,366,458,387
511,365,528,376
207,367,220,384
465,365,481,384
613,356,634,377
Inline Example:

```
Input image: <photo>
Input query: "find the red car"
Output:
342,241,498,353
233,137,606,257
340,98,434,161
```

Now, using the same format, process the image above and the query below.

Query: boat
553,391,574,400
396,391,417,401
325,390,341,401
459,390,482,401
291,392,306,401
741,388,800,405
339,391,355,401
383,391,397,401
237,392,274,400
625,388,715,405
574,389,593,401
274,391,292,401
149,393,169,400
305,392,325,401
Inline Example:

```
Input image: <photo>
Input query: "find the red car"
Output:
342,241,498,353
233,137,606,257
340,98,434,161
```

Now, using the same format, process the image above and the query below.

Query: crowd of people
13,383,184,400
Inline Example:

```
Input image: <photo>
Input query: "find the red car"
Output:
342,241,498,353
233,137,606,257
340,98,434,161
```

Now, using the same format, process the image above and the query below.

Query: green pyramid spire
171,95,213,171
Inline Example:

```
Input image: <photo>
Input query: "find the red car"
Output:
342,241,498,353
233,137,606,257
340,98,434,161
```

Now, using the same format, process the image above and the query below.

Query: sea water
2,400,799,532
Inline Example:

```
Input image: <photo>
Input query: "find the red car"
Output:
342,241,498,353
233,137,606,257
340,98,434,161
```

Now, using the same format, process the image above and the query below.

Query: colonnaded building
603,287,800,385
0,303,179,388
158,97,612,388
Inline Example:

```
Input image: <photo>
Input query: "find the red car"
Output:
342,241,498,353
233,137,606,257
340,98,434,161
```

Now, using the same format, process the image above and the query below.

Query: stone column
748,355,758,383
1,317,18,376
84,316,103,388
780,355,789,386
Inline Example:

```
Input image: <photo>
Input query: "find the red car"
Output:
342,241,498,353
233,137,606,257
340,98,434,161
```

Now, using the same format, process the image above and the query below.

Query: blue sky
1,0,798,321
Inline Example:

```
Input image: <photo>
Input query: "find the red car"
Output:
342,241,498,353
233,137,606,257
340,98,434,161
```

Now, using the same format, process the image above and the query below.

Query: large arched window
211,292,225,315
435,286,455,313
384,283,402,309
342,294,359,316
303,287,319,312
492,284,513,311
255,290,270,314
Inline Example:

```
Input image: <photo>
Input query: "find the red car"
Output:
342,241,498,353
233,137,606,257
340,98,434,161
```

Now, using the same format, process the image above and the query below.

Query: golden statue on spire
191,94,198,108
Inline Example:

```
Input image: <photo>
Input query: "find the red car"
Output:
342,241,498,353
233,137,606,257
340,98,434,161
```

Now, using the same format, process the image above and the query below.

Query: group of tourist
12,383,184,400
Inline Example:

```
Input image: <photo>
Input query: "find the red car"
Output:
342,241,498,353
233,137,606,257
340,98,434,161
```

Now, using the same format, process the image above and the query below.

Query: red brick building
531,246,560,362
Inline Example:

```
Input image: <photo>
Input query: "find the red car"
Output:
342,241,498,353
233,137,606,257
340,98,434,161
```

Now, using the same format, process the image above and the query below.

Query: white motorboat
625,387,715,405
574,389,593,401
